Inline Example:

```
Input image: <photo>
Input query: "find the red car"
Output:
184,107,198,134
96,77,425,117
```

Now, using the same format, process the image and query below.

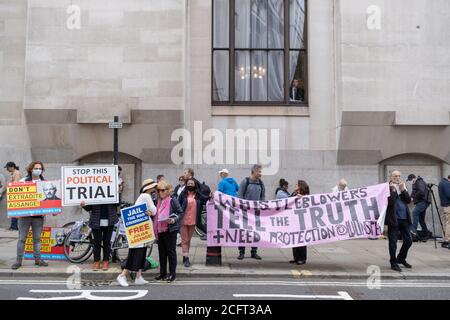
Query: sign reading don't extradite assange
207,183,390,248
7,181,62,217
61,165,119,206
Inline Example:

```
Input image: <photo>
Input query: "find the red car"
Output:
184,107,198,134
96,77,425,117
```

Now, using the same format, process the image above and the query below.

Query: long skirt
125,247,147,272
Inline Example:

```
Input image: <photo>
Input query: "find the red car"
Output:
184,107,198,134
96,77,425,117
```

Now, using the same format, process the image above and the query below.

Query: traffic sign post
109,116,122,165
108,121,123,129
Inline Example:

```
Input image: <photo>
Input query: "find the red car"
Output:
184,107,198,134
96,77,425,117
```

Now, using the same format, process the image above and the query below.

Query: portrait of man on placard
41,181,61,201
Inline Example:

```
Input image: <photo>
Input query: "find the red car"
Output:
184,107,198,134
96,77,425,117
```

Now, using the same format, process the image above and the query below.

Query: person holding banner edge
117,178,158,287
386,170,413,272
12,161,49,270
155,181,184,282
289,180,310,265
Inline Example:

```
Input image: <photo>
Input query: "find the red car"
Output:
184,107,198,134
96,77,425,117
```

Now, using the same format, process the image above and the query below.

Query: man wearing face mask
12,161,49,270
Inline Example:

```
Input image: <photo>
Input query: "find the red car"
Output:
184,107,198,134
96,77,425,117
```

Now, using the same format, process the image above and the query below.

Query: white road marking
138,280,450,289
233,291,353,300
1,279,450,288
17,290,148,300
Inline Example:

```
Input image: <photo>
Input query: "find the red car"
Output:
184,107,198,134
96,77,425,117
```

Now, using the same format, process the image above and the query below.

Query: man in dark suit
385,170,413,272
289,79,305,102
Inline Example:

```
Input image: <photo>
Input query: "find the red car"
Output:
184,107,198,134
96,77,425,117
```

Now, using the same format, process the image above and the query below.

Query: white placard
62,165,119,206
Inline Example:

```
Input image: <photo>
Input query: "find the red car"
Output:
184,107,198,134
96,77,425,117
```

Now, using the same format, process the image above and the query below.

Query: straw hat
141,178,158,193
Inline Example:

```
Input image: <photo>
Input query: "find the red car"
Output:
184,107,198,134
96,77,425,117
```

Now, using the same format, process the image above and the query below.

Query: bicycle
63,202,154,263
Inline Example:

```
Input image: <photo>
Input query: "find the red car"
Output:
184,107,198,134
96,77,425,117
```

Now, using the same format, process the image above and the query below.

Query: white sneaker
117,275,129,287
134,276,149,285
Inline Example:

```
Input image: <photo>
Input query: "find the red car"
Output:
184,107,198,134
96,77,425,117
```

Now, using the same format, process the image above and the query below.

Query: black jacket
385,187,412,227
167,197,184,233
438,178,450,207
83,204,119,230
411,177,430,204
191,178,211,205
289,86,304,101
179,190,209,224
172,185,185,201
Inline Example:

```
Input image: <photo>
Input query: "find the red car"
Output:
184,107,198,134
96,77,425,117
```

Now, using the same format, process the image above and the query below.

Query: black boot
184,257,191,268
391,263,401,272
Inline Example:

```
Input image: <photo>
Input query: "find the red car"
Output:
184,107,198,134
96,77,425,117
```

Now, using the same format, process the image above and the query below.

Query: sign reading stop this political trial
120,203,155,248
61,165,119,206
207,183,390,248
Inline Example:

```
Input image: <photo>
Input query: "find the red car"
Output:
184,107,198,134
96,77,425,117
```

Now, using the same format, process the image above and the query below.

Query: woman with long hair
290,180,310,265
12,161,48,270
178,178,209,267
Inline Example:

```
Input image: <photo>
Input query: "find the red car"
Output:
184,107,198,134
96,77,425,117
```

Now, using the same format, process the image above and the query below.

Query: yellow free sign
125,221,155,248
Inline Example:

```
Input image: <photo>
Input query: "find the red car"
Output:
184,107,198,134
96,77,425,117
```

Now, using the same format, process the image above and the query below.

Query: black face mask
187,186,196,192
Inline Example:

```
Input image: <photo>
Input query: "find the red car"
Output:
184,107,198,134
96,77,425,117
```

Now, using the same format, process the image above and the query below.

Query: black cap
4,161,16,169
406,174,416,182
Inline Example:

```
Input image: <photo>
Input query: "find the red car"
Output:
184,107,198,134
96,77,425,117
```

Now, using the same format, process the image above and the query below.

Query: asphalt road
0,277,449,300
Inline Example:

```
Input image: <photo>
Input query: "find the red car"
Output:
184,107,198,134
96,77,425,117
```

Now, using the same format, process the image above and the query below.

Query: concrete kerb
0,268,449,281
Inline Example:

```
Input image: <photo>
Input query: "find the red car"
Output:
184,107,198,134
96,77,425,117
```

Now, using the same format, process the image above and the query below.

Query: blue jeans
412,201,429,233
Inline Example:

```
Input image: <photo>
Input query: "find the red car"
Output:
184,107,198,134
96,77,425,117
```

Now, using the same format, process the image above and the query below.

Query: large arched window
212,0,307,105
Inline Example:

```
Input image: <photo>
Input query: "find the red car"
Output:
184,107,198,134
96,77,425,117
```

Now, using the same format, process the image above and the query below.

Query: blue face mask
32,169,42,177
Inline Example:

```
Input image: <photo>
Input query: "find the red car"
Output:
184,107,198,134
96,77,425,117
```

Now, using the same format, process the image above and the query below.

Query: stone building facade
0,0,449,231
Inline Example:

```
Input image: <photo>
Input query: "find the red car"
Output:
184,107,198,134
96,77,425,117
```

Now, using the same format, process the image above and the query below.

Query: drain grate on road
81,280,114,287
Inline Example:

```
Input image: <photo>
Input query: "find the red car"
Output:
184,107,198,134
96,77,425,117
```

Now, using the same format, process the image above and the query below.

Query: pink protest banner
207,183,390,248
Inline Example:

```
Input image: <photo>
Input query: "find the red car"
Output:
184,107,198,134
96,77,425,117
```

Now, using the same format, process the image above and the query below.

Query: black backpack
242,177,264,200
198,181,211,203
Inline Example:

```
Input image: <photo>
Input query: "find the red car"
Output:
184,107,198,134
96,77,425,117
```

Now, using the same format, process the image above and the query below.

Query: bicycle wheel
146,242,154,257
63,228,94,263
112,234,129,263
62,221,76,229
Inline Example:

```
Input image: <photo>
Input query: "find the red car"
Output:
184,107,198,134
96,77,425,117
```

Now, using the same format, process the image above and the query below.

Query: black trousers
238,247,258,254
92,226,114,262
292,246,307,262
388,219,412,264
158,231,177,277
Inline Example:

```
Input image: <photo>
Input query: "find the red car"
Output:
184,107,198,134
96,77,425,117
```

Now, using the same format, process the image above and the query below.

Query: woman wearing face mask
12,161,48,270
178,179,207,267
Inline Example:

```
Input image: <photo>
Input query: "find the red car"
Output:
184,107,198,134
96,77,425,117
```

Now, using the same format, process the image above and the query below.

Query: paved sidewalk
0,228,449,281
